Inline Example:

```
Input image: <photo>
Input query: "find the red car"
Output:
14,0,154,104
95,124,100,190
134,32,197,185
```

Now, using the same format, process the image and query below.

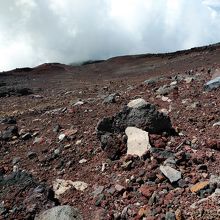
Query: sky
0,0,220,71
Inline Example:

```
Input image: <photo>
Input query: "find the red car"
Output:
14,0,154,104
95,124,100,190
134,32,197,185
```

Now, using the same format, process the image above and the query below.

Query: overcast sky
0,0,220,71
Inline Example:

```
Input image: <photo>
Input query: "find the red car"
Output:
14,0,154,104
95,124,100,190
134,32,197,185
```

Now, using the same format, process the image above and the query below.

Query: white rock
159,108,169,115
170,81,177,86
32,94,44,99
184,77,194,83
74,101,84,106
71,181,88,191
64,144,71,149
13,165,19,172
75,140,82,145
127,98,147,108
213,121,220,127
79,159,87,164
160,165,181,183
53,179,88,198
125,127,151,157
161,96,172,102
101,163,107,172
58,133,66,141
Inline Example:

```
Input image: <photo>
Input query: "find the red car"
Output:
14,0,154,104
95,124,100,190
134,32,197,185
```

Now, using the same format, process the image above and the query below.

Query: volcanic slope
0,43,220,219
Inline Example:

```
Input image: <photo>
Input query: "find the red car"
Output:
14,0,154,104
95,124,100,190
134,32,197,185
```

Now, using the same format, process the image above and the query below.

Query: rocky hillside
0,44,220,219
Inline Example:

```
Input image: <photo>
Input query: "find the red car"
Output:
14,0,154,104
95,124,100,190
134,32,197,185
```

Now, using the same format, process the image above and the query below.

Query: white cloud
0,0,220,71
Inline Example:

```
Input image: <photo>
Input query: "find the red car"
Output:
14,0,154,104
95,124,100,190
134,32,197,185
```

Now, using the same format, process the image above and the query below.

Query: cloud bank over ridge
0,0,220,71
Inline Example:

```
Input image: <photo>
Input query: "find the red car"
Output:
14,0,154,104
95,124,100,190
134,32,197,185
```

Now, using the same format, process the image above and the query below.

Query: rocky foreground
0,45,220,219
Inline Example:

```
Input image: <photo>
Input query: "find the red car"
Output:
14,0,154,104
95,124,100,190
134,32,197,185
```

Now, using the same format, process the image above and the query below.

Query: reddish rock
163,192,175,206
206,139,220,150
139,185,157,199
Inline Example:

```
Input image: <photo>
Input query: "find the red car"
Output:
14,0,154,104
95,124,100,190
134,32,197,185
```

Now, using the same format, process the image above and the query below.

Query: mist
0,0,220,71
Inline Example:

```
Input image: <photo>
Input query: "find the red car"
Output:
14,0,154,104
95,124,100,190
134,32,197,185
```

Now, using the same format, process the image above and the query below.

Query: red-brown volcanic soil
0,44,220,219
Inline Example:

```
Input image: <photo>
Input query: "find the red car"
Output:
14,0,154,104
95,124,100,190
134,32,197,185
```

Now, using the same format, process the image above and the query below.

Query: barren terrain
0,44,220,219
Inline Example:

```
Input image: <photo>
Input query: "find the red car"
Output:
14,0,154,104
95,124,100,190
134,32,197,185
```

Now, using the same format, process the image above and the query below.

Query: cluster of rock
96,98,173,160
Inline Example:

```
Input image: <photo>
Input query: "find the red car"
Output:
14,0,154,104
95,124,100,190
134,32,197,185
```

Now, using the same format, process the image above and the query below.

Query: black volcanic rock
0,87,33,97
96,103,173,159
0,116,16,124
0,126,18,141
97,103,173,136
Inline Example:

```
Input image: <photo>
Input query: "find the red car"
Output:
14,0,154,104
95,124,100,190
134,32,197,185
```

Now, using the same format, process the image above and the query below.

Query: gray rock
106,187,116,195
163,157,176,166
156,85,175,96
204,76,220,91
178,179,188,188
95,194,105,206
0,126,18,141
12,157,21,165
115,184,125,192
54,148,61,155
148,191,157,205
160,165,182,183
143,76,163,85
53,124,61,133
35,205,83,220
165,211,175,220
150,148,174,161
121,205,131,219
143,78,157,85
92,186,104,197
103,93,119,104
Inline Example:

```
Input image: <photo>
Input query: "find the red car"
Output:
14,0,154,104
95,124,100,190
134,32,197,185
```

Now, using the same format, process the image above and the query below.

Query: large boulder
35,205,83,220
96,100,173,159
97,102,172,136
